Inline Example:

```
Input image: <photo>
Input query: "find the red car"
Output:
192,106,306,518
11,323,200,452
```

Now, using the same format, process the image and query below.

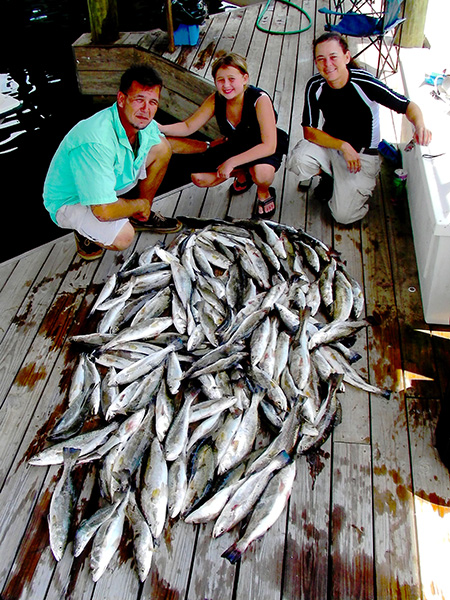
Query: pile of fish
30,217,390,581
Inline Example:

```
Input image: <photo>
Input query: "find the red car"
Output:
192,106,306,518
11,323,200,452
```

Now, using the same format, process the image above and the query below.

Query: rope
256,0,312,35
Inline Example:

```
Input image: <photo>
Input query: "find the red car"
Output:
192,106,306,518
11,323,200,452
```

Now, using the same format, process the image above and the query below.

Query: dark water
0,0,224,263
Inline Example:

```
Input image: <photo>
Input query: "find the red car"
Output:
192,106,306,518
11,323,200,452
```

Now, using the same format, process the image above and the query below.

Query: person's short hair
211,51,249,81
119,64,163,94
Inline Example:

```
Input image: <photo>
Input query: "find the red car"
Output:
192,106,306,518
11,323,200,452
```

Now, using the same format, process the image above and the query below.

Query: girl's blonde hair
211,51,249,81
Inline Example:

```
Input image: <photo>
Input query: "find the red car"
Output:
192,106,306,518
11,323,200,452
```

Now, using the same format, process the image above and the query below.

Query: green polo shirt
43,103,163,223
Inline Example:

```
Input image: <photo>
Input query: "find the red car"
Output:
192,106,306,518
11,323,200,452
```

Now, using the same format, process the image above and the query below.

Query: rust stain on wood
331,550,374,598
16,362,47,389
40,292,80,351
284,536,328,599
19,403,65,466
306,449,330,489
192,41,215,71
374,488,397,515
2,487,52,600
149,568,181,599
415,490,450,517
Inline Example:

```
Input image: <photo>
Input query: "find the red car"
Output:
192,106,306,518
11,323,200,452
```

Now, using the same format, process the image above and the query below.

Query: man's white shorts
54,162,148,246
287,139,381,224
55,204,129,246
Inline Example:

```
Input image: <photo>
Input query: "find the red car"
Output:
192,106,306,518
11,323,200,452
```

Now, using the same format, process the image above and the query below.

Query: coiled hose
256,0,312,35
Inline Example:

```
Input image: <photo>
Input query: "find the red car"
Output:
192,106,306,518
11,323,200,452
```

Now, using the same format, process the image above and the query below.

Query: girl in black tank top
158,52,288,219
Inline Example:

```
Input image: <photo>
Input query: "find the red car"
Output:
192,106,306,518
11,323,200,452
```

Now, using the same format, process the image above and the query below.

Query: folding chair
318,0,406,77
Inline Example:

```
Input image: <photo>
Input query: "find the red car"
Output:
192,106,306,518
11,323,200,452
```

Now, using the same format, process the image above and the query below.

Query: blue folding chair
318,0,406,76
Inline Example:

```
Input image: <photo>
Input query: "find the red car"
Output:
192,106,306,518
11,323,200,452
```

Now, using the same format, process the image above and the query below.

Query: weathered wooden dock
1,1,450,599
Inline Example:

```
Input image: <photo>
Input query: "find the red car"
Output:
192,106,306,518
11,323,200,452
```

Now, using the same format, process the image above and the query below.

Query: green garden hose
256,0,312,34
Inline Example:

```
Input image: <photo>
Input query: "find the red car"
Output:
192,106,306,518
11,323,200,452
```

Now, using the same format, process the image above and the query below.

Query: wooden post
400,0,429,48
166,0,176,53
87,0,119,44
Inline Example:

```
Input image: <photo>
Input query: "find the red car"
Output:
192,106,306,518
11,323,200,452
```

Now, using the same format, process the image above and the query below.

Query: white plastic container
401,145,450,324
400,49,450,325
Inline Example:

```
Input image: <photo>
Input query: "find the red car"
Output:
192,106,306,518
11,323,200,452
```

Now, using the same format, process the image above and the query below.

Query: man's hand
91,197,151,222
131,198,151,222
340,141,361,173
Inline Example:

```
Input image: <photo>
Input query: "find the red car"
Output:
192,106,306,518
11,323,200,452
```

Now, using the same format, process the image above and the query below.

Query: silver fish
245,399,304,476
298,240,320,273
213,450,291,537
131,287,171,327
225,308,270,346
80,409,146,462
48,383,96,441
222,461,296,563
167,451,188,519
29,422,119,466
218,391,263,475
132,269,172,295
101,367,119,417
181,441,216,516
97,278,134,312
289,308,311,391
141,438,168,539
164,387,199,461
90,490,129,581
319,345,390,397
126,490,154,582
172,289,187,335
332,270,354,322
101,317,173,351
155,379,174,442
256,316,278,379
184,478,243,525
113,339,182,385
74,499,121,557
308,319,367,351
187,411,224,452
272,331,291,383
319,258,337,314
48,447,80,561
215,411,243,465
89,273,117,316
189,395,237,424
68,353,86,406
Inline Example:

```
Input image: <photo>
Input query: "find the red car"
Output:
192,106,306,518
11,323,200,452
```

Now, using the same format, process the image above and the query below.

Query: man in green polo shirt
43,64,181,260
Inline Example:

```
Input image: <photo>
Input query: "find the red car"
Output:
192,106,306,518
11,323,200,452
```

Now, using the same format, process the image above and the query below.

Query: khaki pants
287,139,381,224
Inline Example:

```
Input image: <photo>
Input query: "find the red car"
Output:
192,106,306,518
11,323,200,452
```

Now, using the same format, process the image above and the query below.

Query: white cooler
400,49,450,325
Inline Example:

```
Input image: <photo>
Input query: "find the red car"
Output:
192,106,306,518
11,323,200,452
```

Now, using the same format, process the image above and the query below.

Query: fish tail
221,542,243,564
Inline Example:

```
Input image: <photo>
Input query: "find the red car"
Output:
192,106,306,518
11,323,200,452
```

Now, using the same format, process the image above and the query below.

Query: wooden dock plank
0,241,93,485
235,511,286,600
379,163,441,400
190,10,230,80
283,439,332,600
330,442,374,599
187,524,237,600
0,244,52,345
407,395,450,600
362,182,422,598
332,223,372,445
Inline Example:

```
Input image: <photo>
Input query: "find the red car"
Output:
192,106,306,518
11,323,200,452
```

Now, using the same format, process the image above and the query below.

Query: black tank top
214,85,276,151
